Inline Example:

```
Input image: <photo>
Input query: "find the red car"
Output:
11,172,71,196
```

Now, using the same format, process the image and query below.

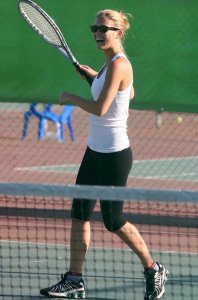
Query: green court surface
15,156,198,182
1,241,197,299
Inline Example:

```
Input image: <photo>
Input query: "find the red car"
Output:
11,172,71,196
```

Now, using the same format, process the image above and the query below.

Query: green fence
0,0,198,113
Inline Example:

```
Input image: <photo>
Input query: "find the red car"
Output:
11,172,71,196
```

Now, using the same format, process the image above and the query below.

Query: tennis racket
18,0,93,86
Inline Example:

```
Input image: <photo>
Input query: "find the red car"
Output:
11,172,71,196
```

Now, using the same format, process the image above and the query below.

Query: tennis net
0,183,197,300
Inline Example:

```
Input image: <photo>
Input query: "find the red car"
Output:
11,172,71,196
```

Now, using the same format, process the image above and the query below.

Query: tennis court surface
0,106,197,299
0,106,198,190
0,184,197,299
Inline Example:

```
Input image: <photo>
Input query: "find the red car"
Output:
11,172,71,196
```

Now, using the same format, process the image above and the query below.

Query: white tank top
88,53,133,153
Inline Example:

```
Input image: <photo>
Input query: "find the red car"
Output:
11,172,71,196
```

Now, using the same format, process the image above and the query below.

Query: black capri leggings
71,146,133,232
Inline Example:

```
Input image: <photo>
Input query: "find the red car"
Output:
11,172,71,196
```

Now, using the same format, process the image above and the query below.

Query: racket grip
74,64,93,86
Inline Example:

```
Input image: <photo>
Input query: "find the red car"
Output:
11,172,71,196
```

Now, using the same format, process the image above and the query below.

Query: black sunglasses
90,25,119,33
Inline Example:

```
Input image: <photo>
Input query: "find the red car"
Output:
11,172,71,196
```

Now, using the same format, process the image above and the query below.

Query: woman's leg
101,200,153,268
99,147,153,267
115,221,153,268
69,147,97,273
69,219,91,273
40,148,98,298
98,147,168,300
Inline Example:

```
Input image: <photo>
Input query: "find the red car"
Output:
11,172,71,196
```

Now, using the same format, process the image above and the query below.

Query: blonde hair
96,9,132,40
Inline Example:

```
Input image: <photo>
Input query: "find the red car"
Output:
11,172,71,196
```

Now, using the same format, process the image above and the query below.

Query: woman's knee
103,217,126,232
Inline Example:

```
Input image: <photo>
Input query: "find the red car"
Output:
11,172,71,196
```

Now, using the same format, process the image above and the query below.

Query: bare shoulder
112,55,132,70
105,55,133,91
111,56,133,80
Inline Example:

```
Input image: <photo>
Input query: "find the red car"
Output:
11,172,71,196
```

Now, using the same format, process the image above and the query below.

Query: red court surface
0,107,198,190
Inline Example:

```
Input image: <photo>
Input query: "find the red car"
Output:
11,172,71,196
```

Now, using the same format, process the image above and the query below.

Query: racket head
18,0,76,63
18,0,93,86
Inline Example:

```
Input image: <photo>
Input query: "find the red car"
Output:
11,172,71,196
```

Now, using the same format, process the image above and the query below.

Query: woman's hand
79,65,98,79
59,92,73,105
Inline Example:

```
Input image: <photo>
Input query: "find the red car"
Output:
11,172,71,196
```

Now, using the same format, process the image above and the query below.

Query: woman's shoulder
112,53,131,63
110,54,133,86
111,54,132,72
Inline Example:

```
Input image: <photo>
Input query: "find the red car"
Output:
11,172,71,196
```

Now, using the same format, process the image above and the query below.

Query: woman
40,9,168,300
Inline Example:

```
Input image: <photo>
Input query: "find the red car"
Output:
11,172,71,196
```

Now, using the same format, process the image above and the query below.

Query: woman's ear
117,30,123,39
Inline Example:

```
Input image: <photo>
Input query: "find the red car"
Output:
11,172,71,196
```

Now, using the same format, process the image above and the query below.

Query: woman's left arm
130,86,135,100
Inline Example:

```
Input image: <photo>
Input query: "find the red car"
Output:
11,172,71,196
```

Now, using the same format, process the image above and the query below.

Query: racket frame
18,0,93,85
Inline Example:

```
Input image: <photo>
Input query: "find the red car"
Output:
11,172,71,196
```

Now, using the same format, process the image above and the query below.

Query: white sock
151,261,160,271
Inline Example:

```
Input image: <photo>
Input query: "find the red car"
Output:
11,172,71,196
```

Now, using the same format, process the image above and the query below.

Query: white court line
128,175,198,181
15,167,198,181
14,156,198,172
133,156,198,163
15,164,78,172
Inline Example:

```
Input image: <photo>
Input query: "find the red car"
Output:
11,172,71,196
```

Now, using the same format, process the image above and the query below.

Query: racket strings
20,3,62,47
